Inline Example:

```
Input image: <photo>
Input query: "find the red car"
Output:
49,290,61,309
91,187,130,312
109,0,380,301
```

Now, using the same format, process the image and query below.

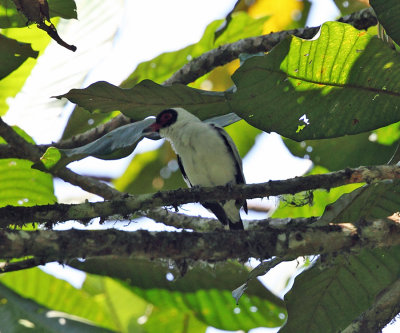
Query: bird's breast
171,125,237,187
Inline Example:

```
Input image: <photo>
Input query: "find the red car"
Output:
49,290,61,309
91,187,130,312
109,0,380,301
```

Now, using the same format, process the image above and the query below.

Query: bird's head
144,108,200,136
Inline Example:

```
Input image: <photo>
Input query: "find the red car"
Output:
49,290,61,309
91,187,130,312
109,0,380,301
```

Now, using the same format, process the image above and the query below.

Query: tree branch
0,118,122,200
164,7,376,86
1,165,398,227
46,8,378,150
0,217,397,263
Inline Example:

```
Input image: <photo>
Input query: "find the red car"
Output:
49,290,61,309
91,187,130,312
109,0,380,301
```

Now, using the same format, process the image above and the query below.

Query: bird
145,107,247,230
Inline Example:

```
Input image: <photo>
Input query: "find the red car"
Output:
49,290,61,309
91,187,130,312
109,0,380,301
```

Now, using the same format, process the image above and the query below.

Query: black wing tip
229,220,244,230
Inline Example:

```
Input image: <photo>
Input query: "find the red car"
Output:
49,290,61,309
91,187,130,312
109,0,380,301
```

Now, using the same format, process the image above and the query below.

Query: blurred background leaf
71,258,286,331
0,0,77,28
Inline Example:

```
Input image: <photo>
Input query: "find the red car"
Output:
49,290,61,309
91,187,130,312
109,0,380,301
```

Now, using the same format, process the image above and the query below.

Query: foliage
0,0,399,333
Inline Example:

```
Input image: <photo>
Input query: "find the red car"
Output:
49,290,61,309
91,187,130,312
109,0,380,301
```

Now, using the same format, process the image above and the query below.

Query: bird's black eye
156,108,178,128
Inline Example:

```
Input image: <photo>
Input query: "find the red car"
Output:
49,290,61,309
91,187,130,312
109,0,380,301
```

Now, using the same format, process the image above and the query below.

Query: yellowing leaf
248,0,303,33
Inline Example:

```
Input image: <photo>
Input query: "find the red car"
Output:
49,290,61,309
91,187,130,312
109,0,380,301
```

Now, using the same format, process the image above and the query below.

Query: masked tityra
146,107,247,230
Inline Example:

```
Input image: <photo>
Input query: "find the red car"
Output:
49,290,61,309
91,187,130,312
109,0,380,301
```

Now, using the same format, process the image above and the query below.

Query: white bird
146,107,247,230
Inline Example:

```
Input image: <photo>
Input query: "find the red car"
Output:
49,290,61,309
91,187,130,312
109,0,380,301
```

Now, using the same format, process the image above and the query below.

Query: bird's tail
203,201,244,230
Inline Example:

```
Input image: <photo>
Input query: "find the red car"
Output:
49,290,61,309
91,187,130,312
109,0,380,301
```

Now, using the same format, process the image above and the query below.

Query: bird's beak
143,122,161,134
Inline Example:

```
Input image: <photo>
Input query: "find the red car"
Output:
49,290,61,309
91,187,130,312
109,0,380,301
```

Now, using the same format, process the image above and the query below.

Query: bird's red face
146,108,178,132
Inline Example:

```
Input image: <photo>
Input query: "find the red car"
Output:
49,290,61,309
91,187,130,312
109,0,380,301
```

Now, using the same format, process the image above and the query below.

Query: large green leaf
62,12,268,139
39,113,244,172
81,274,148,333
83,273,206,332
281,246,400,333
0,0,77,28
0,34,38,79
0,268,116,331
0,23,53,115
57,80,231,121
230,21,400,141
36,118,155,171
284,132,398,171
370,0,400,46
71,258,286,331
122,12,269,88
319,179,400,224
0,158,56,207
0,128,56,207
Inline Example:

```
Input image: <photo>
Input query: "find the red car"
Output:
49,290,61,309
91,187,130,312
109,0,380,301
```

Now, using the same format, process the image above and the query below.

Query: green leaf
114,143,185,194
48,0,77,20
376,121,400,145
71,258,286,331
57,80,231,121
122,12,269,87
36,146,64,170
61,11,267,139
36,118,155,171
82,275,148,333
0,127,55,207
333,0,369,16
281,246,400,333
272,166,362,219
319,180,400,224
213,0,240,41
0,23,53,115
230,21,400,141
225,119,261,158
0,0,76,28
0,269,115,332
215,12,269,46
370,0,400,45
284,132,398,171
143,307,207,333
61,118,154,160
0,158,56,208
0,34,38,79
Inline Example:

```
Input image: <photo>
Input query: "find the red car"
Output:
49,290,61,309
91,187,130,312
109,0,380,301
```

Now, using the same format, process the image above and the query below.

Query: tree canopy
0,0,399,332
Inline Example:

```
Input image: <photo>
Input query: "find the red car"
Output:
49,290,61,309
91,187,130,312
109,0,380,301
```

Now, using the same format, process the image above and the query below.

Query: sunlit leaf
231,22,400,140
0,23,53,115
0,127,55,208
272,166,362,219
247,0,305,32
0,268,115,332
0,34,38,79
319,180,400,224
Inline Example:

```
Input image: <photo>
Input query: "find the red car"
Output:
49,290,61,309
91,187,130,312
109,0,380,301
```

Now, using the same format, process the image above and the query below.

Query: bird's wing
177,154,192,187
210,124,248,214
